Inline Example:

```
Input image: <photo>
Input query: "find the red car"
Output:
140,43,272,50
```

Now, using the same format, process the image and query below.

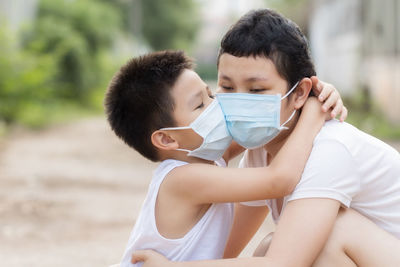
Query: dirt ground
0,117,277,267
1,118,399,267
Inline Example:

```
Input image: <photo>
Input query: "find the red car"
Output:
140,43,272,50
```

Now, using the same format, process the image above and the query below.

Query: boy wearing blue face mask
132,9,400,267
105,50,344,267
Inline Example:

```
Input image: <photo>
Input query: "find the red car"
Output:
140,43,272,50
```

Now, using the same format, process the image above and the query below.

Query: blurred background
0,0,399,266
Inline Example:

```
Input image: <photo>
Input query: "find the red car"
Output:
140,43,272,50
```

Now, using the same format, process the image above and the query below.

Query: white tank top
120,159,234,267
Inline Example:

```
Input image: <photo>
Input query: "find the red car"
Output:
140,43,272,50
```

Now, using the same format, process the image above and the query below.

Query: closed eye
196,102,204,109
250,89,267,93
221,86,234,91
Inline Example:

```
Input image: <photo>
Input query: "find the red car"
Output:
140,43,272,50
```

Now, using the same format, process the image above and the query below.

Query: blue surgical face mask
160,99,233,161
216,81,299,149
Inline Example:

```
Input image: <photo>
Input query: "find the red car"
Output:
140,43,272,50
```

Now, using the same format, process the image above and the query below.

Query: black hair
218,9,316,90
104,50,193,162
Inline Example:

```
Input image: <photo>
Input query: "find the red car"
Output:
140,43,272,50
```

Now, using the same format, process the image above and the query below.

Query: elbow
280,180,295,196
285,175,298,194
272,167,298,196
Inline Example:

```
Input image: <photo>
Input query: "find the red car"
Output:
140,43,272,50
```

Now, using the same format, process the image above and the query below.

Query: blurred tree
102,0,201,51
141,0,200,51
0,0,201,128
0,27,55,126
96,0,200,51
23,0,122,103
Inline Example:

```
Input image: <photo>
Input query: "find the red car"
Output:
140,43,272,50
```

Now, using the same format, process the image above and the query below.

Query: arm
223,99,333,258
222,81,346,257
131,199,341,267
165,98,326,204
265,97,328,194
133,111,357,267
265,198,341,267
223,204,269,258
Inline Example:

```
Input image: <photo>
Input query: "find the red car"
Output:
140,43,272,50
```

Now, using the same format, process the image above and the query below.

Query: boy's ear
293,77,312,110
151,130,179,151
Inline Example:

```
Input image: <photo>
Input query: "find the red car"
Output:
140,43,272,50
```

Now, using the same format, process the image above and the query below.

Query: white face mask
160,99,233,161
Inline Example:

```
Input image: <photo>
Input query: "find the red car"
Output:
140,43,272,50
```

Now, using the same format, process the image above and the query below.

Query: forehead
170,69,205,104
218,53,280,80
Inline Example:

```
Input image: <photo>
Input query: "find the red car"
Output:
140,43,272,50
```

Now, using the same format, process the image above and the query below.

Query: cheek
174,109,201,127
178,129,204,150
279,102,293,124
279,109,286,125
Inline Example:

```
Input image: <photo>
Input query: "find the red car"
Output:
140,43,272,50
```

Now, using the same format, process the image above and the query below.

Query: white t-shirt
240,120,400,238
121,159,234,267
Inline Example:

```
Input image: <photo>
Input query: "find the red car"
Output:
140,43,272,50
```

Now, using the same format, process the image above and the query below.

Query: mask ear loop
158,126,193,154
175,148,191,153
160,126,191,131
280,81,300,130
280,110,297,130
281,81,300,100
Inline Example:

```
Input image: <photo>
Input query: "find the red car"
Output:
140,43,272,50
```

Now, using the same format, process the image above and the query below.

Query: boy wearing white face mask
104,50,345,267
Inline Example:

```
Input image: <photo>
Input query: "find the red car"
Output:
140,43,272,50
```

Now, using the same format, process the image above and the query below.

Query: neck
263,113,299,161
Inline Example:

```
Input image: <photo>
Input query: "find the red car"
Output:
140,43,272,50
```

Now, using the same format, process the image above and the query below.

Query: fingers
312,78,347,122
131,250,149,264
322,90,339,112
330,98,343,119
339,106,348,122
310,76,321,94
319,84,335,103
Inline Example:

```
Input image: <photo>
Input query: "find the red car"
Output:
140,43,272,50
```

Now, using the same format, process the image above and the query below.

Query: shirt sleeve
287,139,360,207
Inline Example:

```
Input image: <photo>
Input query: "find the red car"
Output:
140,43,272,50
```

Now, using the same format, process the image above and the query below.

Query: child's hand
132,250,173,267
310,76,348,122
302,97,331,121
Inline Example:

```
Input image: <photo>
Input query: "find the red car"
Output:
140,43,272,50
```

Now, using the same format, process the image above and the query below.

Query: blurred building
310,0,400,123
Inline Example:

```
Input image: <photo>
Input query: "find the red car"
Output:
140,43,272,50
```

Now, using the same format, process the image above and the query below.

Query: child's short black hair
218,9,316,90
105,50,193,162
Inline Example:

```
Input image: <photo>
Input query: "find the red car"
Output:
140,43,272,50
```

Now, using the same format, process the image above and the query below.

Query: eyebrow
219,74,268,83
219,74,231,81
245,77,268,82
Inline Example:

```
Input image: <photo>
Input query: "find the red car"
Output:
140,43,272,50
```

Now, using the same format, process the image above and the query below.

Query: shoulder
153,159,189,182
315,120,356,143
311,120,364,157
289,130,362,206
301,122,361,183
314,120,397,158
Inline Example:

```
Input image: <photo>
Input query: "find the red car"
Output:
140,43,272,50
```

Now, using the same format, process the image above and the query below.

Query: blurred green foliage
0,0,200,130
0,27,55,127
0,0,122,129
345,91,400,140
142,0,200,51
23,0,121,103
